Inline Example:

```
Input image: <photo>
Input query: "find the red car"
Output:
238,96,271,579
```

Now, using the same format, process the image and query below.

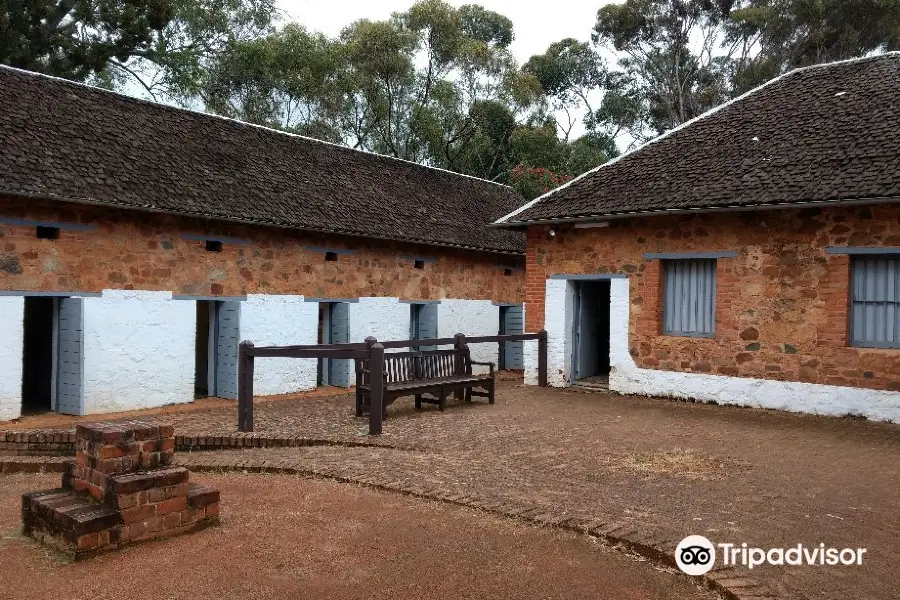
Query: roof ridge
494,51,900,225
0,64,515,192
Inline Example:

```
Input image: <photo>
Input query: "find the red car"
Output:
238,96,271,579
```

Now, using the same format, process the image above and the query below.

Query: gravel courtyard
0,472,710,600
4,380,900,599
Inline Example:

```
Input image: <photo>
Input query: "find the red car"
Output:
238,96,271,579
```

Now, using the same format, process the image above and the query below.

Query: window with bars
662,259,717,337
851,256,900,348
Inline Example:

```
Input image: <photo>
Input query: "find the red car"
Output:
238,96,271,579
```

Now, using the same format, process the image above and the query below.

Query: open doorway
194,301,212,397
409,302,438,351
194,300,240,399
317,301,350,388
20,296,84,415
21,297,55,414
571,280,611,385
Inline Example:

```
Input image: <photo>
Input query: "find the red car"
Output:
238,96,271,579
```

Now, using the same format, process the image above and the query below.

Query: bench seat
355,347,495,416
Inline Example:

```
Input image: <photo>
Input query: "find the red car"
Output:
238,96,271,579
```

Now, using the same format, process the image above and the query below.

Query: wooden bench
355,347,495,417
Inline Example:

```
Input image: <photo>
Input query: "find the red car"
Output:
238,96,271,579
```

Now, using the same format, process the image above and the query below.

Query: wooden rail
237,330,547,435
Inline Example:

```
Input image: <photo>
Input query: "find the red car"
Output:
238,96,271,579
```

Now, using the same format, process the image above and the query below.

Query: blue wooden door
328,302,351,387
214,301,241,399
501,304,524,369
56,297,84,415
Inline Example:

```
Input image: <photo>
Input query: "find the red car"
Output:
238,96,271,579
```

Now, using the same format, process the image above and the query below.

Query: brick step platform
21,422,220,560
0,430,419,457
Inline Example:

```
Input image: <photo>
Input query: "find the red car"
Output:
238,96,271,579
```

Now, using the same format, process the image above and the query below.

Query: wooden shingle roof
0,67,525,254
497,53,900,226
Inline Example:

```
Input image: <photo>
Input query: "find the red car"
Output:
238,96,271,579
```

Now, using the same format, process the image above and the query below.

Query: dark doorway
318,302,350,387
195,301,212,397
194,300,241,399
572,281,611,381
21,297,55,413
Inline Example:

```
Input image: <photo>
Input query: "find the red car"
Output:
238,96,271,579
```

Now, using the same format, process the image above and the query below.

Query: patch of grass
607,449,739,481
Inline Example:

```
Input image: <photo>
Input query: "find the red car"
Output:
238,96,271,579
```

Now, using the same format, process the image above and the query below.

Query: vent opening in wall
205,240,223,252
503,268,513,276
414,260,425,270
325,251,338,262
36,226,59,240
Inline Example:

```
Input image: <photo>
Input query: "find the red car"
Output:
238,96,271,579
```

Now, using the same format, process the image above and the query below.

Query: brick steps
20,421,220,559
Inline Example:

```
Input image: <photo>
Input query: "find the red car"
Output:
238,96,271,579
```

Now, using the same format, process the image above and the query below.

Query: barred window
663,259,716,337
851,256,900,348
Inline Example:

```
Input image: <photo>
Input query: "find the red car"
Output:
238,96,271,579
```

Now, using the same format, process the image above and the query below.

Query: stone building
495,53,900,422
0,66,526,421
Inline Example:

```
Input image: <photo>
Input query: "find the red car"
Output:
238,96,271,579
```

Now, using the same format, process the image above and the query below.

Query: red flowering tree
509,164,574,200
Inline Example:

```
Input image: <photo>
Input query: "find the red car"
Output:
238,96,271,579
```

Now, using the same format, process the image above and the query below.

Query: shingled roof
0,67,525,254
497,53,900,226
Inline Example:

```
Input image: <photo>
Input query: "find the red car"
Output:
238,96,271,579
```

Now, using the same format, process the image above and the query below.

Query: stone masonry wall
0,196,523,303
525,204,900,392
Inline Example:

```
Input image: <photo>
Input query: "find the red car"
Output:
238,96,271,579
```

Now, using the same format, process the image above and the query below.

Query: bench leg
356,390,363,417
415,395,422,410
489,381,495,405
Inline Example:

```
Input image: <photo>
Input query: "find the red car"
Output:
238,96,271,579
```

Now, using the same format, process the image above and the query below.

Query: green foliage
201,23,342,139
147,0,278,98
0,0,277,97
582,0,900,142
458,4,514,47
729,0,900,73
0,0,174,80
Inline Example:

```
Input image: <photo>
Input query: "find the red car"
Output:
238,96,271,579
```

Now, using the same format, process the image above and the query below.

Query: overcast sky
277,0,611,64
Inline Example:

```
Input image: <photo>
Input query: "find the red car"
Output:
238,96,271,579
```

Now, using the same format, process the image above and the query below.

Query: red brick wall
0,196,523,303
526,204,900,391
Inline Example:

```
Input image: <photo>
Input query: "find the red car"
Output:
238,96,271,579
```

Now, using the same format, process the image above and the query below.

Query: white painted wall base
0,296,24,421
83,290,195,415
242,295,318,395
0,291,517,420
350,297,503,373
439,299,500,374
526,277,900,423
349,297,410,347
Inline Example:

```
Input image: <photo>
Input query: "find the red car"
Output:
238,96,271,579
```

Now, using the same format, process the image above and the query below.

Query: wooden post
238,341,255,432
453,333,465,400
537,329,548,387
358,336,377,417
368,342,385,435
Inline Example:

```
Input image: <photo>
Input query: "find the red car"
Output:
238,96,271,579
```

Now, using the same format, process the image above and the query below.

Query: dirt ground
6,380,900,598
0,472,712,600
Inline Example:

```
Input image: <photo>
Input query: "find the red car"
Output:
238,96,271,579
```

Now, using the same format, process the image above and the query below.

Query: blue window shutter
851,256,900,347
663,259,716,336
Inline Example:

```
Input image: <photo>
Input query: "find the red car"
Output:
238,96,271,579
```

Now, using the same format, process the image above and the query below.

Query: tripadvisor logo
675,535,867,576
676,535,716,576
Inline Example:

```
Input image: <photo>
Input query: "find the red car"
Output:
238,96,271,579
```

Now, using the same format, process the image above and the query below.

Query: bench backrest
356,348,471,386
